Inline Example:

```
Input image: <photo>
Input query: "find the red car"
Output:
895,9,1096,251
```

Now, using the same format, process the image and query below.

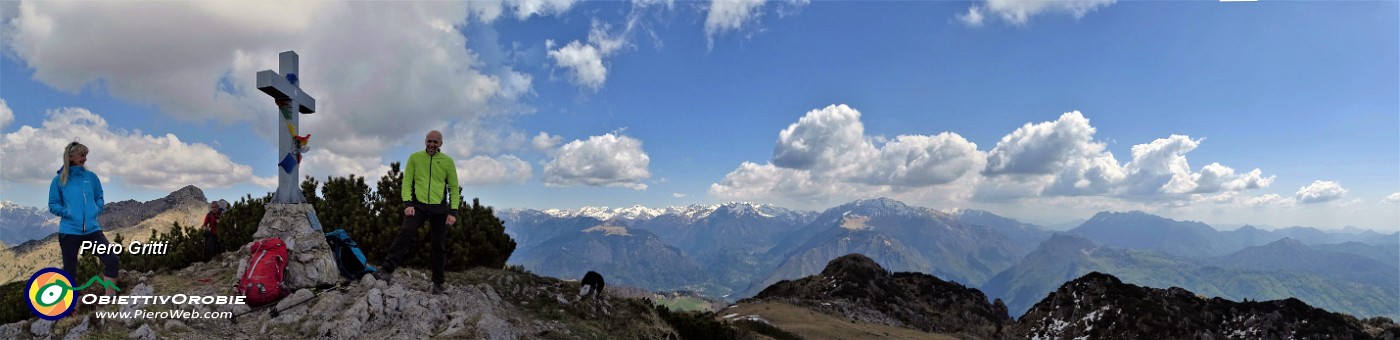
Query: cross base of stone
234,203,339,289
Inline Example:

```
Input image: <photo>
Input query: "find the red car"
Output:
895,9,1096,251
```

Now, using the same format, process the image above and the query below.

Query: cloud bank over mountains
709,105,1351,219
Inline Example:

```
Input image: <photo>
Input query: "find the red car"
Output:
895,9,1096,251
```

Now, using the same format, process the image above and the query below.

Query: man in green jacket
379,130,461,294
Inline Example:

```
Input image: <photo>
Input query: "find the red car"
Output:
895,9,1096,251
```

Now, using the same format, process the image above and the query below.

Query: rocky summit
0,249,689,339
747,253,1010,339
1012,272,1400,339
99,185,208,232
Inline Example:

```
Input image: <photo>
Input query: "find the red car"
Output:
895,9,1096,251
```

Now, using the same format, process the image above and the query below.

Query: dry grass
722,301,957,340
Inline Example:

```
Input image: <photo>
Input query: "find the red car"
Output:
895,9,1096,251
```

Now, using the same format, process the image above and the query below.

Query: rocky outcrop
236,203,339,289
0,247,687,339
1012,272,1400,339
99,185,208,231
2,187,208,284
746,253,1004,339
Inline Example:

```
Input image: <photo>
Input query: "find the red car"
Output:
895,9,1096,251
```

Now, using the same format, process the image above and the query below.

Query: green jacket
402,151,461,216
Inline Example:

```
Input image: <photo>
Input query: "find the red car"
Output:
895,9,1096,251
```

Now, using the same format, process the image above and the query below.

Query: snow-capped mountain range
0,200,60,247
528,202,806,221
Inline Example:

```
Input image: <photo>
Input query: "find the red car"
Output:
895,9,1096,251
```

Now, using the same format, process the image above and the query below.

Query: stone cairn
233,203,338,289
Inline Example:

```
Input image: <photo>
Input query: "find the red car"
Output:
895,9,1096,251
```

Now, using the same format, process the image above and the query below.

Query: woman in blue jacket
48,141,119,296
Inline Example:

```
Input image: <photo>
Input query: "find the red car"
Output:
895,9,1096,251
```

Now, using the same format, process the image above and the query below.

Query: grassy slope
723,301,958,340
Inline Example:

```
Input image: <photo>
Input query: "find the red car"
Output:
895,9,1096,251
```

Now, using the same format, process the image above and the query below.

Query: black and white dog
579,271,605,301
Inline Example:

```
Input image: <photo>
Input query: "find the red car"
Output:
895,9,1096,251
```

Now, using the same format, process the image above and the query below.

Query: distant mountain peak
819,253,889,280
942,207,992,217
1265,237,1307,248
536,202,807,222
750,252,1005,337
543,205,670,220
1088,210,1157,221
827,197,926,218
1063,271,1123,287
169,184,206,200
97,185,208,232
0,201,42,212
1017,271,1381,339
850,197,907,209
0,202,60,246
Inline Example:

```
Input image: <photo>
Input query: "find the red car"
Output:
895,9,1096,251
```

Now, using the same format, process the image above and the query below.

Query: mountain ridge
752,198,1024,299
0,186,207,284
745,253,1008,338
1012,271,1398,338
982,233,1400,320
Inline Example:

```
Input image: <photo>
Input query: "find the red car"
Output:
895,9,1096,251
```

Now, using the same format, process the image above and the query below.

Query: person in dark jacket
200,202,224,259
378,130,461,295
48,141,119,296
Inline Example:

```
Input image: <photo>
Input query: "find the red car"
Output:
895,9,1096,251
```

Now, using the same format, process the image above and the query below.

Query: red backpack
237,237,289,306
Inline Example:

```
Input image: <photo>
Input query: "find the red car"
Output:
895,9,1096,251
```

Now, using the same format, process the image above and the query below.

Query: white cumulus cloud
709,161,839,205
959,0,1116,27
717,106,1282,209
984,111,1107,176
1385,192,1400,203
3,1,533,174
704,0,808,46
861,133,985,187
532,131,563,151
713,104,985,207
1122,135,1202,195
547,40,608,90
1295,180,1347,204
979,111,1123,198
705,0,767,39
1222,167,1275,191
460,155,532,185
1243,194,1290,207
299,149,391,186
772,104,875,172
0,99,13,130
0,107,271,191
507,0,577,20
543,133,651,190
444,121,529,160
957,6,986,27
547,21,631,90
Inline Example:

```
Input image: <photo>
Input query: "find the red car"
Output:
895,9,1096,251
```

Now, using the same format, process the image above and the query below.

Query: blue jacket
48,166,104,235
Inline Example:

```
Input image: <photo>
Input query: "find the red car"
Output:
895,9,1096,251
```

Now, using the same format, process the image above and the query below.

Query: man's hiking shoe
374,270,393,284
431,284,444,295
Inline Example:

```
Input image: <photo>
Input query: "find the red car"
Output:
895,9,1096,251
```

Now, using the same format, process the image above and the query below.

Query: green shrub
734,319,802,340
654,304,741,340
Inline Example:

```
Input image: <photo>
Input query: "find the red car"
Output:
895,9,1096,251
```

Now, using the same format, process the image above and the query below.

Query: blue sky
0,0,1396,231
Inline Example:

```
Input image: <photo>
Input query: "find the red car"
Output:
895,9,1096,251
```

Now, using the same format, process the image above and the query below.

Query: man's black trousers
382,211,447,285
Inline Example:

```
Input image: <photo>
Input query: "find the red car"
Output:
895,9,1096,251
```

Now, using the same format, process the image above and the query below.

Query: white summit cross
257,51,317,204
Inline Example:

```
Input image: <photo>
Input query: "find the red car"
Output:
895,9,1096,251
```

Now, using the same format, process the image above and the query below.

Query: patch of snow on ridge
583,225,631,236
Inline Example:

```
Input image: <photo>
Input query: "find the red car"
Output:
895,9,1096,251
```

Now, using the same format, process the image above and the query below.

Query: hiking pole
230,283,345,323
268,283,346,318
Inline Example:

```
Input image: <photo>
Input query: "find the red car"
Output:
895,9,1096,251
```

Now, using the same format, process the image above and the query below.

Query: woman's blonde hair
60,141,88,186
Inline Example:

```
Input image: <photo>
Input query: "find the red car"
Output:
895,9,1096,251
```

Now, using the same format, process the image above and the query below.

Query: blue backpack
324,229,377,280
